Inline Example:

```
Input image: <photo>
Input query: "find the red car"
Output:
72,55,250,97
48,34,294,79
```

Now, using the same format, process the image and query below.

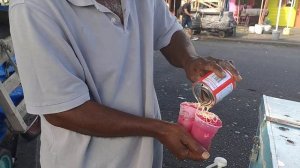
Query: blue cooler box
249,95,300,168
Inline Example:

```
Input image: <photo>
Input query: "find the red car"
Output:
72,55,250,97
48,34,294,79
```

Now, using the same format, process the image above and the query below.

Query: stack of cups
177,102,222,149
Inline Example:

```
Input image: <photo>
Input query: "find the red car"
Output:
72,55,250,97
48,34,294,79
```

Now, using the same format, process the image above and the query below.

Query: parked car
191,11,237,38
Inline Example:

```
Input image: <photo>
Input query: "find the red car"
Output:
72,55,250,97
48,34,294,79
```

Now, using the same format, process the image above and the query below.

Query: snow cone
191,111,222,150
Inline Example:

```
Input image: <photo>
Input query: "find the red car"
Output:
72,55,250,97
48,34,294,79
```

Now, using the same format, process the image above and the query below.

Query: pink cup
191,112,222,150
177,102,198,132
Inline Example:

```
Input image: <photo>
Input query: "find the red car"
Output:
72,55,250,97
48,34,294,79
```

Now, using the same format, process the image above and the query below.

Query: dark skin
161,31,242,82
45,1,242,162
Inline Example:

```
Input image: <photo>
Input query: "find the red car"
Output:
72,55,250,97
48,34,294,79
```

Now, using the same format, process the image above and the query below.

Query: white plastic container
263,25,272,32
249,26,255,33
282,27,291,35
254,24,263,34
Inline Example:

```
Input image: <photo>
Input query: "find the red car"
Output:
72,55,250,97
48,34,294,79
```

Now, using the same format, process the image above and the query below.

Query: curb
197,36,300,47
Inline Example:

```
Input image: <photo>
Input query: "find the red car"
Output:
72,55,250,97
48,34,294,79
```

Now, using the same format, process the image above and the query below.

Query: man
181,0,198,41
9,0,242,168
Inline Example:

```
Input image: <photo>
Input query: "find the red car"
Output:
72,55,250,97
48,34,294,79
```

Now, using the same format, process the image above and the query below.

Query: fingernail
202,152,210,159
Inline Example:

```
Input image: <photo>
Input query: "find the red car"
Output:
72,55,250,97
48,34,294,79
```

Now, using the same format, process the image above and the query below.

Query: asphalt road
154,40,300,168
4,39,300,168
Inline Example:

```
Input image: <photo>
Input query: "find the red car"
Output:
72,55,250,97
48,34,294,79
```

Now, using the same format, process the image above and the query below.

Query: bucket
249,26,255,33
255,24,263,34
282,28,291,35
264,25,272,32
272,30,281,40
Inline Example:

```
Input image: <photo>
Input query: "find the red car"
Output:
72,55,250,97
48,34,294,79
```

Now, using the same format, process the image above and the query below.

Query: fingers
219,60,242,81
203,59,225,78
185,57,225,82
188,149,210,161
186,56,242,82
176,147,190,160
163,124,210,161
206,57,242,81
180,134,200,152
184,58,207,82
189,73,203,83
180,134,210,160
177,147,209,161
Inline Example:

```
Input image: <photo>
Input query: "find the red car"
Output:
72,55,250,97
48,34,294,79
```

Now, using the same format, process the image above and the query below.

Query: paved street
154,40,300,168
199,27,300,47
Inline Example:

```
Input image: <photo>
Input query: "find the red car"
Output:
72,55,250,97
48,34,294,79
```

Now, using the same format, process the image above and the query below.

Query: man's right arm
44,100,210,160
45,100,164,138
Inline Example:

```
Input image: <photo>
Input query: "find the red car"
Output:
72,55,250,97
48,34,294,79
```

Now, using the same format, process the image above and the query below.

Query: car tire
218,31,226,38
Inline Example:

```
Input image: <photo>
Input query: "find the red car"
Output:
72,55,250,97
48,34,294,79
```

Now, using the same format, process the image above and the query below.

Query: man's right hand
157,123,210,160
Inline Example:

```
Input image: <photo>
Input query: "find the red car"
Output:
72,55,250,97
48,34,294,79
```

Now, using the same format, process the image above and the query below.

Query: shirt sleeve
182,3,188,11
153,0,183,50
9,3,90,115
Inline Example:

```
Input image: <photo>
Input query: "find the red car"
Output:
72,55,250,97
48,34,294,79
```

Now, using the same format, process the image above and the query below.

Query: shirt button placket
111,17,116,24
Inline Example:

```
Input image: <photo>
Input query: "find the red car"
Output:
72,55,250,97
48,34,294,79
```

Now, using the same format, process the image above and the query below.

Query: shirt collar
66,0,94,6
67,0,130,14
66,0,131,29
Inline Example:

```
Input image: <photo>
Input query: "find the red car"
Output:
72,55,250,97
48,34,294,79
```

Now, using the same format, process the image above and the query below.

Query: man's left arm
160,30,242,82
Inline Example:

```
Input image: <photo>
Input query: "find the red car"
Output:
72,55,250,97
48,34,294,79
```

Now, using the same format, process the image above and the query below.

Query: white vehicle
191,11,237,38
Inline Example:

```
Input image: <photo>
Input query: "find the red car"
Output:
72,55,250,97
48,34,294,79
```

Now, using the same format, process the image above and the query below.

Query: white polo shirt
9,0,182,167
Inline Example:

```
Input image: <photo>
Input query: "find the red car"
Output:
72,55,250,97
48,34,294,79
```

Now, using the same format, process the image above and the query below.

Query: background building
168,0,300,28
